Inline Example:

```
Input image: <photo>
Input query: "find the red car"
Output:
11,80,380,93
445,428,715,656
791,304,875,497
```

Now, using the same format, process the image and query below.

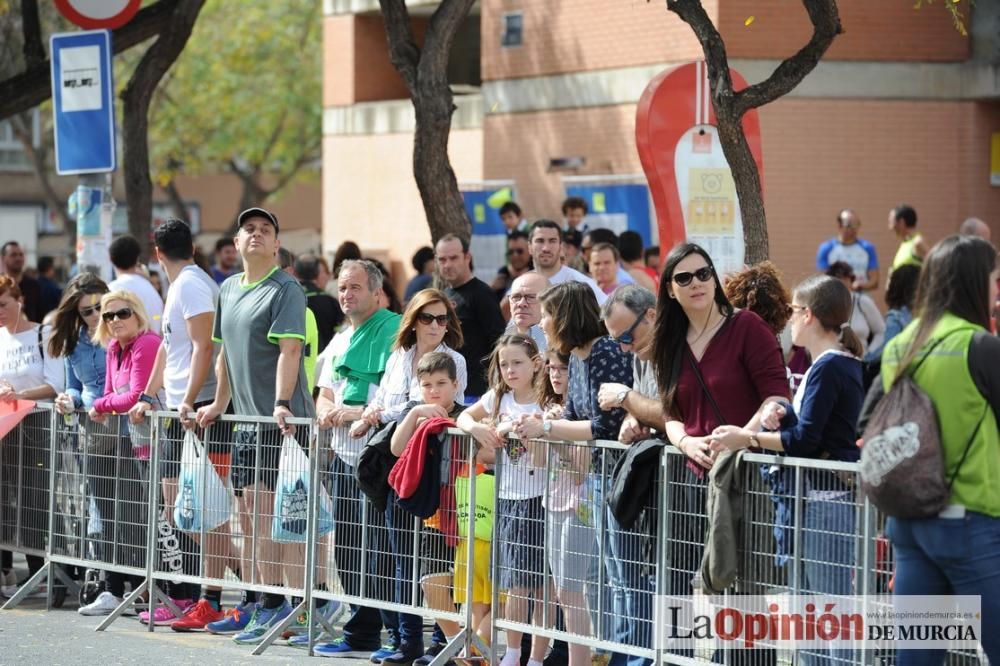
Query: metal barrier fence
0,407,985,664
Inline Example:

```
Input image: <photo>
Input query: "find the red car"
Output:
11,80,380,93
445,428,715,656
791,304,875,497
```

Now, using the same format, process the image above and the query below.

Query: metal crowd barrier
0,407,984,664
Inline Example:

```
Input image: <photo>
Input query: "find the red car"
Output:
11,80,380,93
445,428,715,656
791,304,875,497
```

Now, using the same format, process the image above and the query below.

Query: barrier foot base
96,579,151,632
0,562,49,610
250,599,306,656
431,629,488,666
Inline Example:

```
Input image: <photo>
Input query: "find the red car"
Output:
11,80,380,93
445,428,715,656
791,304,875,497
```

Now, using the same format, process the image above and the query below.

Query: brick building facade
322,0,1000,289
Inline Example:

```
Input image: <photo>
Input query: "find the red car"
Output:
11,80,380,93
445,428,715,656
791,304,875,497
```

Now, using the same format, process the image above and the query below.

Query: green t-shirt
213,267,315,420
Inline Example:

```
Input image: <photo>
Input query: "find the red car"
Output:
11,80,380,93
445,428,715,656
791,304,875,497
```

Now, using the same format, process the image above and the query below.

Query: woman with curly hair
723,261,792,337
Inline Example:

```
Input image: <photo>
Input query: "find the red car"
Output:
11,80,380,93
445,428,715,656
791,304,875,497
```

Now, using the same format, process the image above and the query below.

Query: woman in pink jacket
79,290,164,617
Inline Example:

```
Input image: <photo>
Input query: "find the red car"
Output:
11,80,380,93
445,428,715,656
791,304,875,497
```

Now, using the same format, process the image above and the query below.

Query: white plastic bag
272,434,333,542
173,429,231,533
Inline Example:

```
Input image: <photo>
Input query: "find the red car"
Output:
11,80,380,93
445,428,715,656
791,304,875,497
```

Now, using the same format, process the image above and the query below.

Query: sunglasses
612,313,645,346
102,308,134,322
416,312,449,327
79,305,101,317
672,266,714,287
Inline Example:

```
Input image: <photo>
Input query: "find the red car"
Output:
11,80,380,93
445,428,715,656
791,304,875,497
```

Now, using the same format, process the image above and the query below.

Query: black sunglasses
102,307,134,322
672,266,714,287
416,312,449,327
79,305,100,317
612,313,645,346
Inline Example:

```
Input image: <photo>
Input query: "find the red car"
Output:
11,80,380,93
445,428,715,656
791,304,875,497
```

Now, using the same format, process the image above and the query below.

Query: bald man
505,271,549,351
959,217,991,242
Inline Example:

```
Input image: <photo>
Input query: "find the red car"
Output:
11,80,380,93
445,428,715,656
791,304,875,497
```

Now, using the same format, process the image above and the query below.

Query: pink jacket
93,330,162,414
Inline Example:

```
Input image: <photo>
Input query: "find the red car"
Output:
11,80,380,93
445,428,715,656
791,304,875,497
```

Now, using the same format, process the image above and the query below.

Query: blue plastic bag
272,435,334,542
174,430,231,533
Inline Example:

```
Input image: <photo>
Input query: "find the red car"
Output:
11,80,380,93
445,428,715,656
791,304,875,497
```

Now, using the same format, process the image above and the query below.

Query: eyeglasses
672,266,714,287
79,305,100,317
612,313,645,346
509,292,538,304
547,363,568,375
102,308,134,322
416,312,449,327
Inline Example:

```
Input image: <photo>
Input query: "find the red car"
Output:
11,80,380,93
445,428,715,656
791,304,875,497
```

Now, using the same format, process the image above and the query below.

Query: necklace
688,308,725,346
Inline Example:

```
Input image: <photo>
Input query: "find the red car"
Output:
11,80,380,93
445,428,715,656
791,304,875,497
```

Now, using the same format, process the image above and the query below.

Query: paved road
0,592,372,665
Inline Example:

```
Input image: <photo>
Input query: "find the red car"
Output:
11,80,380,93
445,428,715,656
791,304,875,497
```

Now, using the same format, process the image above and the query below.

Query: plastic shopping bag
174,429,231,533
272,435,334,543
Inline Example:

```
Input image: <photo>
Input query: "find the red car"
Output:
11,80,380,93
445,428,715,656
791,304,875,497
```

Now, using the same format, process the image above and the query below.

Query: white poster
60,45,102,112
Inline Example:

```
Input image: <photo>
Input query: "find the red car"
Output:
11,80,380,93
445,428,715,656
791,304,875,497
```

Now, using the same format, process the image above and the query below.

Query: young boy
387,352,475,665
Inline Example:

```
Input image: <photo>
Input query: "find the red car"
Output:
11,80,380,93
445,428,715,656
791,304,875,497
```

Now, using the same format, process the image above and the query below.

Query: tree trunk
667,0,842,264
380,0,474,245
120,0,205,260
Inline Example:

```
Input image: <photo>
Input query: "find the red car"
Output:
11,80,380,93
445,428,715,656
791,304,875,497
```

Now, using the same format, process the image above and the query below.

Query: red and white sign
55,0,141,30
636,61,764,277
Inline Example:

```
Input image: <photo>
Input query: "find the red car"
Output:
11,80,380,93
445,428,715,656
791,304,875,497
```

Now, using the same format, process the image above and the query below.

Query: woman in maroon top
651,244,788,650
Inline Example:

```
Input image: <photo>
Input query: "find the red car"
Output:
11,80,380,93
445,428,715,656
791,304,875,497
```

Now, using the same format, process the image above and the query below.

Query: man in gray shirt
196,207,314,643
505,271,548,351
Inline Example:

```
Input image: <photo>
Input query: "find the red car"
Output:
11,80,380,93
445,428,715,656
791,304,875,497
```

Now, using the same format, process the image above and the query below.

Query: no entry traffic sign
54,0,141,30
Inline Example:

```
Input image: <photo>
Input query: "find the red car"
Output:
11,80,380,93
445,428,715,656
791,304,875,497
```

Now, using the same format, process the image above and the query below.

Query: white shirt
317,326,373,467
161,265,219,407
849,293,886,356
476,389,546,500
547,265,608,306
372,343,467,424
109,272,165,326
0,325,64,394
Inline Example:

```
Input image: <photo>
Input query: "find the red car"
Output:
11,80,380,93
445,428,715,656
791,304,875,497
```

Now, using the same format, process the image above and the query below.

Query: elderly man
505,272,549,351
313,258,402,659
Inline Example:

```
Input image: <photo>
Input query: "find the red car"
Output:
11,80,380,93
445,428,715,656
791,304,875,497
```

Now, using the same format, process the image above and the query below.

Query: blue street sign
50,29,116,175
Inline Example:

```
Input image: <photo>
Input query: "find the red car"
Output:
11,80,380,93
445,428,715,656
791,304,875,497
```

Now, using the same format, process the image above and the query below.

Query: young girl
540,349,594,666
457,334,550,666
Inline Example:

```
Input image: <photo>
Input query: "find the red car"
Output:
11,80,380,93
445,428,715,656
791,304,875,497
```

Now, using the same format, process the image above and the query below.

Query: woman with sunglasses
651,244,788,651
0,275,64,596
78,290,163,616
50,273,110,414
352,288,467,438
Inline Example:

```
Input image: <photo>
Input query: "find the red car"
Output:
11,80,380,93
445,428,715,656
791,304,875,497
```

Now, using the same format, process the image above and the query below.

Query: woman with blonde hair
78,290,164,617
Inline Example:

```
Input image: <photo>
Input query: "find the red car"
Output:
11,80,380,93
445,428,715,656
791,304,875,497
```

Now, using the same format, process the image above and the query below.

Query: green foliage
913,0,973,36
145,0,321,192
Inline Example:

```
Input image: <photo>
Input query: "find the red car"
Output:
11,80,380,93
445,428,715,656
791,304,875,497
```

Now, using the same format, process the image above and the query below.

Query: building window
0,109,40,172
501,12,523,48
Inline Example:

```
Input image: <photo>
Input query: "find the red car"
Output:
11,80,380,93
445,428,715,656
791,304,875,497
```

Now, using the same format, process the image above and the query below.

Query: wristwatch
274,399,291,409
616,388,630,407
138,393,155,405
542,419,553,436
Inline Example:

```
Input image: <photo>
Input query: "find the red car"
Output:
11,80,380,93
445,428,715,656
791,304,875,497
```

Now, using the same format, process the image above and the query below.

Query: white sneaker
78,591,123,616
0,570,17,597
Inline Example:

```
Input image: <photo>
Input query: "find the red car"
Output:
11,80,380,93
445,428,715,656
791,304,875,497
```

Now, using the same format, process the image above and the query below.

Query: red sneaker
170,598,225,632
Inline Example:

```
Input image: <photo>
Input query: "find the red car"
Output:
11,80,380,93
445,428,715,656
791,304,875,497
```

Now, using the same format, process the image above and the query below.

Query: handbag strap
687,349,725,427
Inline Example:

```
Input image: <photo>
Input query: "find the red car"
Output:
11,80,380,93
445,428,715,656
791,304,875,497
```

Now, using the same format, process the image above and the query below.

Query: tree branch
667,0,736,110
0,0,181,121
733,0,842,117
20,0,45,69
377,0,420,95
10,111,75,244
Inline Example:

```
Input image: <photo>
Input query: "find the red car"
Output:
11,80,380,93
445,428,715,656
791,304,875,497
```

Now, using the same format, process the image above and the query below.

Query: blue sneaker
288,631,333,649
371,643,402,664
232,601,292,644
315,638,367,657
284,599,347,637
205,601,257,635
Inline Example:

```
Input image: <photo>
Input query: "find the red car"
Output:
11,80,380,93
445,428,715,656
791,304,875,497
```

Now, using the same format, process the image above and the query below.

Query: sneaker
171,599,225,632
372,643,403,664
382,647,426,666
0,570,16,598
206,601,257,635
316,638,369,657
232,601,292,645
283,600,347,638
288,631,334,649
415,643,443,666
139,598,194,625
78,590,123,616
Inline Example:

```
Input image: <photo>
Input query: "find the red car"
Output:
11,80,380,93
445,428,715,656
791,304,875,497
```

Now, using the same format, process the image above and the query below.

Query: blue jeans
384,492,426,653
800,491,856,666
329,457,397,650
888,512,1000,666
605,506,654,666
